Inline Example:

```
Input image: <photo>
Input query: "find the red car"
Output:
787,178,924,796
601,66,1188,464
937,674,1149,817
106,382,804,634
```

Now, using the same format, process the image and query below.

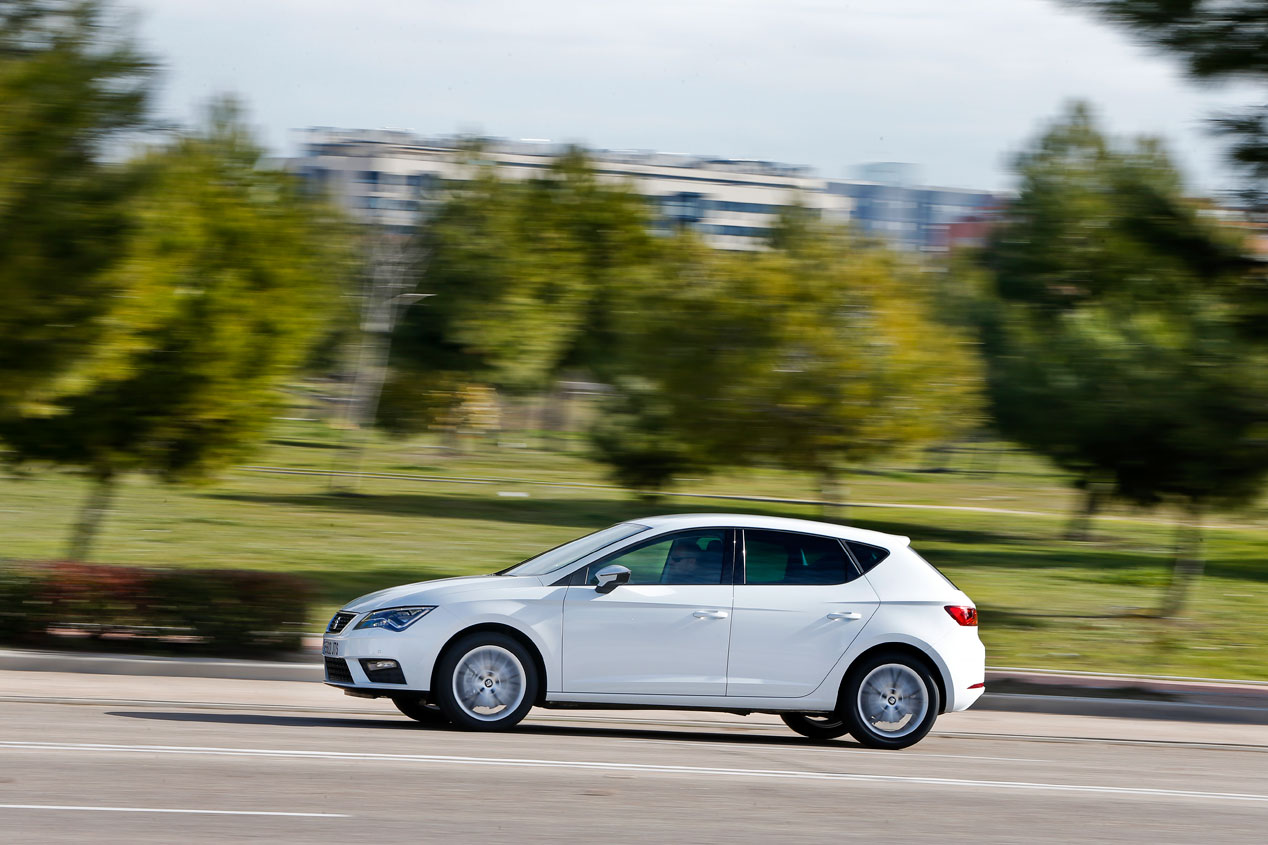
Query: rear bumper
941,634,987,712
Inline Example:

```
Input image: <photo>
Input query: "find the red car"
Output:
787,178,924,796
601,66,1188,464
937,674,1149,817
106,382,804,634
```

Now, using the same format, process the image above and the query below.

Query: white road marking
2,741,1264,803
0,804,346,818
615,738,1043,762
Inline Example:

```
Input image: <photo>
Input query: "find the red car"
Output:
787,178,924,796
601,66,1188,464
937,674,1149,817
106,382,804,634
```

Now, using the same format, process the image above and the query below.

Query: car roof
628,513,908,549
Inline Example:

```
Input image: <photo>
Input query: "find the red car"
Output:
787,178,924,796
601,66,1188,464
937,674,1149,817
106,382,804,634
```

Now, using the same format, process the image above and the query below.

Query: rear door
726,529,879,697
562,528,735,696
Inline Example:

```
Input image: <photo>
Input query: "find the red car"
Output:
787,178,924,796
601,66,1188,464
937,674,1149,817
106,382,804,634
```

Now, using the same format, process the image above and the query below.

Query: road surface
1,671,1266,843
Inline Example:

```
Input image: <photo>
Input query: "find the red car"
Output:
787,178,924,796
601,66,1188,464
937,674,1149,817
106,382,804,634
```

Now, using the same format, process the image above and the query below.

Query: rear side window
743,529,855,585
845,541,890,574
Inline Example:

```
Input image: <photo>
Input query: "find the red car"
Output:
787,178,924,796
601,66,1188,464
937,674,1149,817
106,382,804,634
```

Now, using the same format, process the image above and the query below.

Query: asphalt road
2,673,1268,843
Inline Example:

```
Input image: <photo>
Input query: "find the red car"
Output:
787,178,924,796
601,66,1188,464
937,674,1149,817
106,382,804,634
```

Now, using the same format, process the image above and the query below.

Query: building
826,164,1003,254
291,128,850,250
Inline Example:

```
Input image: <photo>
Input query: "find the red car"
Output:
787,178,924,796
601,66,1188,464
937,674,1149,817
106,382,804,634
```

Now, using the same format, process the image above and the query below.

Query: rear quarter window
845,541,890,574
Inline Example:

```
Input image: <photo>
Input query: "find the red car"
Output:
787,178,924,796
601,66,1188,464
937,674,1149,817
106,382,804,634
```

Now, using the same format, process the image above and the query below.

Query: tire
781,712,851,741
434,632,538,731
841,651,941,750
391,694,449,726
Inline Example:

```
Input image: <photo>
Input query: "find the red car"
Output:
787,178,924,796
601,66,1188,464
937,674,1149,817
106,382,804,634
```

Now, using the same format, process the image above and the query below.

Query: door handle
693,610,729,619
827,611,862,621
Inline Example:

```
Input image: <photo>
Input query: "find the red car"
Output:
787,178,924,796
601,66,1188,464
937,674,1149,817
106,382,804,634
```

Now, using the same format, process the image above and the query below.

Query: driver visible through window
603,530,728,585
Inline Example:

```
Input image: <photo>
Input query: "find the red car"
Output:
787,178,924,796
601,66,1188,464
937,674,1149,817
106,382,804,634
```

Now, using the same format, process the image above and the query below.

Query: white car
323,513,985,748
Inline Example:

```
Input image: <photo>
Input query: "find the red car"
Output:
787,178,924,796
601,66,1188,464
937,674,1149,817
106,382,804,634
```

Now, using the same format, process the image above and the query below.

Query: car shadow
106,710,865,748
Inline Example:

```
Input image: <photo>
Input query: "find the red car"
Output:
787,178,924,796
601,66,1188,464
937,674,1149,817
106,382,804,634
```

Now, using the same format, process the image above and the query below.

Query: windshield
500,523,650,577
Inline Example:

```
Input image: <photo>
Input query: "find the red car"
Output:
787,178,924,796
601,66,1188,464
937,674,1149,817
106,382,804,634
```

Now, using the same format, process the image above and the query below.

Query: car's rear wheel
841,652,940,749
780,712,851,740
435,632,538,731
391,694,449,726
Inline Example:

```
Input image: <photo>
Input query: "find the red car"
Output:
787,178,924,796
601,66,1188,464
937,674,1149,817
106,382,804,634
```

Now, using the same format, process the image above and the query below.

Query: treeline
380,153,981,502
4,3,1268,619
378,105,1268,616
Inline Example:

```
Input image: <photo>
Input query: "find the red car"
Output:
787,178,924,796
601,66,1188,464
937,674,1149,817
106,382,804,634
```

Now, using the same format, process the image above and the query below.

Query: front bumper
322,611,449,693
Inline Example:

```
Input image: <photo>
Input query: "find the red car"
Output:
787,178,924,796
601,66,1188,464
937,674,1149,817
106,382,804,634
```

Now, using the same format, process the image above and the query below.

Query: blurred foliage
1070,1,1268,207
0,560,312,654
385,148,658,424
0,0,156,415
0,99,354,557
971,102,1268,612
597,221,983,496
589,377,707,497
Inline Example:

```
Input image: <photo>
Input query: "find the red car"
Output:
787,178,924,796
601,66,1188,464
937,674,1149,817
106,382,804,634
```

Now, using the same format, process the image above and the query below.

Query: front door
562,529,734,696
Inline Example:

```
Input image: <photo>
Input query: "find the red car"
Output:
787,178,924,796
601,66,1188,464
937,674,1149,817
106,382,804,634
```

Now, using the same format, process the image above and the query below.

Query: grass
2,417,1267,680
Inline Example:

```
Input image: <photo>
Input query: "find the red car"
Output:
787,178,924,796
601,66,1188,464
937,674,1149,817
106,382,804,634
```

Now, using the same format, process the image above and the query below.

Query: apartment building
290,128,850,250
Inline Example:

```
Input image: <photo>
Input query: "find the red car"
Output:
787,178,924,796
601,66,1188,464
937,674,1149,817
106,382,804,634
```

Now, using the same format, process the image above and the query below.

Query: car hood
341,574,540,613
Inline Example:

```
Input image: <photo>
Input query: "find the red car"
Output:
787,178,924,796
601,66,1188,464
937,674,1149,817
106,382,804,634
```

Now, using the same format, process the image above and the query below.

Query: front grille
326,612,357,634
324,656,354,684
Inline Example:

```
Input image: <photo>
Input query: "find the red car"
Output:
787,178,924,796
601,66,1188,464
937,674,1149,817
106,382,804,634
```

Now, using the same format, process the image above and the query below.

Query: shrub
0,560,313,655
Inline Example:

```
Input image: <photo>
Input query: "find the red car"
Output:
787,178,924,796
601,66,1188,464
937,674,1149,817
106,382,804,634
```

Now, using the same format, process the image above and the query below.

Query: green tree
974,103,1268,613
383,149,656,432
0,101,353,559
1069,1,1268,203
0,0,156,415
598,225,982,503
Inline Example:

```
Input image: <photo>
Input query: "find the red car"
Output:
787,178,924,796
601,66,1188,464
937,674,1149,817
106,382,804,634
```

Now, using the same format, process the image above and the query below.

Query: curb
0,649,321,683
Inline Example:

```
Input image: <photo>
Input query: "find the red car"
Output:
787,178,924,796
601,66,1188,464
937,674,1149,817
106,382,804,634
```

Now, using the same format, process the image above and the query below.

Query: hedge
0,560,313,655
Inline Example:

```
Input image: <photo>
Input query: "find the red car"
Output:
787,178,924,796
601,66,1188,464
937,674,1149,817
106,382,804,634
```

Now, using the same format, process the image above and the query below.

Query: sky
123,0,1261,193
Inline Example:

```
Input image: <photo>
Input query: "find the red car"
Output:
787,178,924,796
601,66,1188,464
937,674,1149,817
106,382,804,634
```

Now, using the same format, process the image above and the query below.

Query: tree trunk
67,472,116,561
1160,505,1204,618
1064,481,1105,542
819,468,846,519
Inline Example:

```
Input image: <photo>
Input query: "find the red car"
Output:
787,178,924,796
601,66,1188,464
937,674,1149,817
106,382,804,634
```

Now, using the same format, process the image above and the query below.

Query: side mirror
593,564,631,594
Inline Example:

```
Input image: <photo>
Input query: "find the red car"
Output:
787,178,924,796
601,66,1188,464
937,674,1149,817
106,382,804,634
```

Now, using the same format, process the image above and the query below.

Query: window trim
738,528,864,587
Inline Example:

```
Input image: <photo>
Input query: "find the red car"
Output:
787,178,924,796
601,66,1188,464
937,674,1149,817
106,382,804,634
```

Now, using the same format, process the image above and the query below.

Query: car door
562,528,735,696
726,529,879,697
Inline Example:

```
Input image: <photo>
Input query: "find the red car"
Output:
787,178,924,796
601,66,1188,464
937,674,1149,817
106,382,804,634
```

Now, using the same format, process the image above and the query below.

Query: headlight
353,606,435,632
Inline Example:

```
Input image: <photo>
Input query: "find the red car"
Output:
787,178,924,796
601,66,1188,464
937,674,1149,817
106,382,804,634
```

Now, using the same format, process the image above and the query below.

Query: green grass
3,418,1267,680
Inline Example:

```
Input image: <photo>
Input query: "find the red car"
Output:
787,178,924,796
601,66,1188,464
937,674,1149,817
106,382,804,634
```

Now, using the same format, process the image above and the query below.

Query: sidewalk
3,646,1267,725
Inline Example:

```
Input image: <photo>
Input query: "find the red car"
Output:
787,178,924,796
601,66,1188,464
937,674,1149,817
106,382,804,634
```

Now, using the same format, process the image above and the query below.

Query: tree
0,0,156,415
974,103,1268,613
0,101,353,559
597,224,983,503
1069,2,1268,204
383,149,657,433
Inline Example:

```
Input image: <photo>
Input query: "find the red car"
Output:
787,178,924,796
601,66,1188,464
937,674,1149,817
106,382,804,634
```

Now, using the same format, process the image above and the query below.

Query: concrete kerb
3,647,1268,724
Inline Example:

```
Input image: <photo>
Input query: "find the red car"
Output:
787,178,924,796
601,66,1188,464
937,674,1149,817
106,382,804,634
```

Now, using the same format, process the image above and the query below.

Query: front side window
601,529,729,585
743,529,854,586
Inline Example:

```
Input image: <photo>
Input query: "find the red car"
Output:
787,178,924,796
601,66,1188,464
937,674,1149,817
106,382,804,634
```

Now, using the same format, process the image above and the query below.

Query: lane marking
2,741,1265,803
0,804,346,818
614,738,1043,763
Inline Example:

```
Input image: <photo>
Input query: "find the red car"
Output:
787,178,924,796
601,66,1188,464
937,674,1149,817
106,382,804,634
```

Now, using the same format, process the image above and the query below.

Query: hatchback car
323,513,984,748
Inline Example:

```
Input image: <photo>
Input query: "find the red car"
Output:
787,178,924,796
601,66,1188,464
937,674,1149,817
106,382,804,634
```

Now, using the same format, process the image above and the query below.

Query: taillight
945,605,978,626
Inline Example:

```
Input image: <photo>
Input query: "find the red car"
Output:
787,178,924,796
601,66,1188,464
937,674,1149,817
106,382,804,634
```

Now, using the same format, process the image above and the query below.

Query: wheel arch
843,642,949,715
432,622,550,705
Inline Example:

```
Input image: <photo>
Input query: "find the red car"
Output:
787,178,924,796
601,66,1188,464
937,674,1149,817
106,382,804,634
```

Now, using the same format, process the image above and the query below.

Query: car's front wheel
841,651,941,749
391,694,449,726
434,632,538,731
781,712,851,740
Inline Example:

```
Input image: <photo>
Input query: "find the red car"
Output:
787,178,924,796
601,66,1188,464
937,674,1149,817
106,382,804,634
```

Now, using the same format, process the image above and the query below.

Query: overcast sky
125,0,1260,193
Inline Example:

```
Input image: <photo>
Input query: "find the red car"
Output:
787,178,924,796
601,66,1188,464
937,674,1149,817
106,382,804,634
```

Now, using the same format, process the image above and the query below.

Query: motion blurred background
2,0,1267,680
